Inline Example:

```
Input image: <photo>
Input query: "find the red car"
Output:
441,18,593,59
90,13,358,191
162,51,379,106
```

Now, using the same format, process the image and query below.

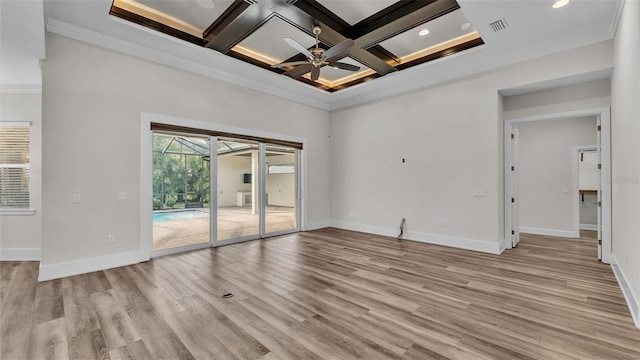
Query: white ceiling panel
128,0,235,32
237,17,316,64
379,9,475,60
316,0,398,25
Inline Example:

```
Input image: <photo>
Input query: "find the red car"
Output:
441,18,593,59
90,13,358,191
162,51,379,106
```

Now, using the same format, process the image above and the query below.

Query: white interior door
596,117,602,260
511,127,520,247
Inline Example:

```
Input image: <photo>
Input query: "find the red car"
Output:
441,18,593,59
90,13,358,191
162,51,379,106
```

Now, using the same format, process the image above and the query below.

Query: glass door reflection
264,145,298,235
216,139,260,242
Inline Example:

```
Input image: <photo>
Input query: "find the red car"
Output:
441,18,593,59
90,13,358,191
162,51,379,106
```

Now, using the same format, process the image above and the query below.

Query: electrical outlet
117,192,128,201
107,234,115,243
436,219,448,227
72,194,81,204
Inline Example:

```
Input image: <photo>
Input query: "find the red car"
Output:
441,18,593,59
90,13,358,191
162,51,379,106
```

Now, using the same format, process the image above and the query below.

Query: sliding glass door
264,144,298,235
152,132,211,254
150,128,300,257
216,139,261,243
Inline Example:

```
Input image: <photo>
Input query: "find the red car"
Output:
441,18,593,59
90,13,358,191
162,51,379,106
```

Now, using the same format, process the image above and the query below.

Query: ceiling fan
272,25,360,81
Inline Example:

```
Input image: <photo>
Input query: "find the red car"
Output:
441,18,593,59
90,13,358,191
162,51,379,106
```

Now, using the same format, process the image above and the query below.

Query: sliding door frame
140,113,307,261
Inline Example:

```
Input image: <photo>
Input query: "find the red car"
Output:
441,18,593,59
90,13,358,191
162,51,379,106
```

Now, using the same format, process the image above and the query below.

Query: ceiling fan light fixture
418,29,430,36
552,0,569,9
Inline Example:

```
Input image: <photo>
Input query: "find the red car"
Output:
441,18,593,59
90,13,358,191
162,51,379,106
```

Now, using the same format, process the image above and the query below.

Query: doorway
145,122,302,258
504,107,611,263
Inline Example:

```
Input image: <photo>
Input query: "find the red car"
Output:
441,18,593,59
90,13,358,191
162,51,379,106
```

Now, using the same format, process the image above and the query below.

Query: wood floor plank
34,278,65,324
1,261,38,360
164,310,239,360
67,329,111,360
90,289,141,350
27,317,69,360
108,340,153,360
1,228,639,360
179,294,269,360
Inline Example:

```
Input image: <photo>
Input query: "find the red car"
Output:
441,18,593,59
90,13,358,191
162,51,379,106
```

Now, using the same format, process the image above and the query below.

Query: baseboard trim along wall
330,221,502,254
38,250,140,282
580,223,599,231
520,227,576,238
304,220,331,232
0,248,41,261
611,255,640,328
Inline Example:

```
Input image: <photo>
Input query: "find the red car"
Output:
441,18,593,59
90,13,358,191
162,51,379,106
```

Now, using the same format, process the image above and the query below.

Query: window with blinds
0,123,30,209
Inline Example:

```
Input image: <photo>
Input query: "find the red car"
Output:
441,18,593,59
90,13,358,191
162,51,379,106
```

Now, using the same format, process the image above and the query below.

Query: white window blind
0,123,30,208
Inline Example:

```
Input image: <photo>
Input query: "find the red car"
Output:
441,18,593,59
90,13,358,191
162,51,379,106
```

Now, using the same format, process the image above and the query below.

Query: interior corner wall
329,40,613,253
0,92,42,260
41,33,331,277
611,0,640,320
516,116,597,236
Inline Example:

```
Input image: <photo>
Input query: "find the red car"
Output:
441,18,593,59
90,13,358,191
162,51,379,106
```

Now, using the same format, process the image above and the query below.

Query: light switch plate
72,194,81,204
118,192,128,201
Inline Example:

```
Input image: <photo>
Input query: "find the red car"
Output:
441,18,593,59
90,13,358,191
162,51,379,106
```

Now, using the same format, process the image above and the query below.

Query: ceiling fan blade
328,61,360,72
284,37,313,59
285,63,313,79
271,61,310,68
323,39,355,61
310,66,320,81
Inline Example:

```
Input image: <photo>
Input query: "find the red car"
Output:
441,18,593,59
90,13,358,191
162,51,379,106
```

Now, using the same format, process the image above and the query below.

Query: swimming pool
153,210,209,223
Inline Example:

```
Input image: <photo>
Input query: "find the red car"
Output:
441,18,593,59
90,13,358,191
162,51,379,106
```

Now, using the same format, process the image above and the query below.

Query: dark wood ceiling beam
203,0,252,41
205,3,274,53
354,0,460,49
346,0,439,39
292,0,350,33
275,6,397,75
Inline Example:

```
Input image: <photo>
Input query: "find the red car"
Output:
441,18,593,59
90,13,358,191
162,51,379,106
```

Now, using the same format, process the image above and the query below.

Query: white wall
503,79,611,120
0,92,42,260
41,34,331,278
266,154,296,207
217,155,251,207
516,117,596,236
330,40,613,253
611,0,640,325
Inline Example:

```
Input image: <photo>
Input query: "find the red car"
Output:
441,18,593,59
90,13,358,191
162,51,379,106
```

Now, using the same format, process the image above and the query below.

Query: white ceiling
2,0,624,108
0,0,45,90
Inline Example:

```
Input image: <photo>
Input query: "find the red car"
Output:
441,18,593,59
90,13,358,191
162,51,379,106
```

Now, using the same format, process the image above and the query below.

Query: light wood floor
2,228,639,359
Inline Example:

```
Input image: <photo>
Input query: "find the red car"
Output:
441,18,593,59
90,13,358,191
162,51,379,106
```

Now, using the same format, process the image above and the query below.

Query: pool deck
152,206,296,251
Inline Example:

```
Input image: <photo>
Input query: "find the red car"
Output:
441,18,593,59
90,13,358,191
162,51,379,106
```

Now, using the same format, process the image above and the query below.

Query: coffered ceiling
108,0,483,92
3,0,624,109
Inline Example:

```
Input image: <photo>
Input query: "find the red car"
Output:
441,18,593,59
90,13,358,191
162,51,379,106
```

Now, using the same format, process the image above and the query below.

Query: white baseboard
304,220,331,231
580,223,599,231
38,251,140,282
330,220,501,254
520,227,576,238
498,238,508,253
0,248,41,261
611,255,640,328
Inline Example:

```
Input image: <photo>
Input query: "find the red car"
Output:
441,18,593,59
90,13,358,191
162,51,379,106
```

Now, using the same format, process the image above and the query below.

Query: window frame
0,121,35,216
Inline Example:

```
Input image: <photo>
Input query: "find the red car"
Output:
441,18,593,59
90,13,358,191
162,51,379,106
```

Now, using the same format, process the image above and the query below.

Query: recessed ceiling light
196,0,215,9
418,29,430,36
460,22,471,30
552,0,569,9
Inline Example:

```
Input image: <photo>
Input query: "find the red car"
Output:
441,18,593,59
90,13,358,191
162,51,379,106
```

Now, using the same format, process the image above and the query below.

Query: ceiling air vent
489,18,509,32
